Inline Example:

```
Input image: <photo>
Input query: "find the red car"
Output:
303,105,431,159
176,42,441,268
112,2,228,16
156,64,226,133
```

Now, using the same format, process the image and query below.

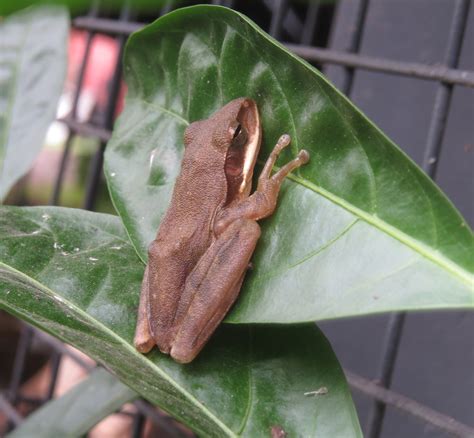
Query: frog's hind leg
145,240,189,354
134,265,155,353
169,218,260,363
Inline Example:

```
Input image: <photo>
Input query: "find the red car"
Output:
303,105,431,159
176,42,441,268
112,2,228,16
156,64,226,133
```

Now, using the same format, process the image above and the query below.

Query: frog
134,97,309,363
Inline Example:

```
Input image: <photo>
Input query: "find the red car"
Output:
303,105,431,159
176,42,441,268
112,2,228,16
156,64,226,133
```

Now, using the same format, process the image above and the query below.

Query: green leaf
0,206,361,437
0,5,69,201
8,368,136,438
104,6,473,323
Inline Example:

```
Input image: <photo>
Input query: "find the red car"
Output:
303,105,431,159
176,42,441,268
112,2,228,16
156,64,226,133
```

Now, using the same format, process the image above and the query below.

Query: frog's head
212,97,262,203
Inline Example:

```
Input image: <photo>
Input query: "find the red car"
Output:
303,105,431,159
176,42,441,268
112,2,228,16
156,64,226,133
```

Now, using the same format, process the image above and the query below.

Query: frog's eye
231,124,248,148
232,124,242,139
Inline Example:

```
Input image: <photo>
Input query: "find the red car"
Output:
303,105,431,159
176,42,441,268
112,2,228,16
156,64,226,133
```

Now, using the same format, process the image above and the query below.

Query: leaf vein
285,174,472,285
253,219,358,285
310,81,378,213
131,98,189,126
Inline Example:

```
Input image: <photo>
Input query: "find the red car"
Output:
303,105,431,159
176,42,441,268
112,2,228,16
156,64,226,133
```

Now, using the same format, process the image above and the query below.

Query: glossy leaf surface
8,368,136,438
105,6,473,323
0,206,361,437
0,6,68,200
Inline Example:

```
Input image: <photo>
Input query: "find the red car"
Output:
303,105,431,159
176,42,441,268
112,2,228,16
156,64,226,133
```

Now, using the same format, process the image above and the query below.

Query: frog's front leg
215,134,309,233
169,218,261,363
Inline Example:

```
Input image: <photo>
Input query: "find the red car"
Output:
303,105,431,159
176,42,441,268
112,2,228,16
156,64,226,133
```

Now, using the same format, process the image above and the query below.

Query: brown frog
134,97,309,363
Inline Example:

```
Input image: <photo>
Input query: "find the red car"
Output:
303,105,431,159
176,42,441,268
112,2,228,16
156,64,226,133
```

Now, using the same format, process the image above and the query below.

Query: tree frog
134,97,309,363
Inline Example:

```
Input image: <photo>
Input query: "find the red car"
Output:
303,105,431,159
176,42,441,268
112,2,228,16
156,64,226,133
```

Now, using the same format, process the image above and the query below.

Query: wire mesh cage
1,1,473,437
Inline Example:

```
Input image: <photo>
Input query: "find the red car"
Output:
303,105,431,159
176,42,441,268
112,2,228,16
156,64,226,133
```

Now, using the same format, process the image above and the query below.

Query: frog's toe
150,333,171,355
170,344,194,364
134,333,155,354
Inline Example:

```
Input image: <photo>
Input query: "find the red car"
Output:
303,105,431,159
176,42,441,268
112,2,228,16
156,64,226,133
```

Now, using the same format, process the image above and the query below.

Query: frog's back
156,129,228,251
155,98,249,249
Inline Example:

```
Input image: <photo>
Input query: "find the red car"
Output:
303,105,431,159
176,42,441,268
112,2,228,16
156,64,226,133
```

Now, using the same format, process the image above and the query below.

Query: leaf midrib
0,261,237,438
287,173,472,286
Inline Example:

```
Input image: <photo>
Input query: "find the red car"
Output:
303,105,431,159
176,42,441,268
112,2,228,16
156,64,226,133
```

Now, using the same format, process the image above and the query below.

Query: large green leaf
0,5,69,201
0,206,361,437
104,6,473,323
8,368,136,438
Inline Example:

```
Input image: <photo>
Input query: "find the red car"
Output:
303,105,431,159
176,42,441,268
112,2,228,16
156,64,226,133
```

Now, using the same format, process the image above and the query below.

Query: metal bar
33,330,95,371
50,135,75,205
59,117,112,142
8,326,33,401
50,3,100,205
16,396,45,405
285,44,474,88
45,350,62,401
365,2,470,437
347,371,474,438
269,0,288,39
160,1,174,15
131,410,145,438
133,400,191,438
72,17,474,88
0,394,23,427
73,15,142,34
211,0,234,6
340,0,370,94
365,312,406,437
82,5,131,211
300,1,320,45
422,0,470,177
5,325,33,433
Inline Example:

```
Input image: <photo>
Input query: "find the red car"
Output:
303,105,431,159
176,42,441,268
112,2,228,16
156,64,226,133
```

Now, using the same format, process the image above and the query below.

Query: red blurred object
21,30,128,205
68,29,126,117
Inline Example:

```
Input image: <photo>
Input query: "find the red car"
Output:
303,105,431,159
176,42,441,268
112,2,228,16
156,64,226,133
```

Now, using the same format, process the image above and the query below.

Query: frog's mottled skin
134,97,309,363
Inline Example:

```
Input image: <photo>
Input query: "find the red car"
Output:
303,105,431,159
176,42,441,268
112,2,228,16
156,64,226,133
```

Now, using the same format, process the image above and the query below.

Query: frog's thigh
147,240,188,354
134,265,155,353
170,218,260,364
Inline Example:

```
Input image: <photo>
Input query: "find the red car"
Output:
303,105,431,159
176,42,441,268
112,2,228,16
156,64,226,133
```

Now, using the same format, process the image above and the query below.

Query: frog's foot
134,326,154,353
